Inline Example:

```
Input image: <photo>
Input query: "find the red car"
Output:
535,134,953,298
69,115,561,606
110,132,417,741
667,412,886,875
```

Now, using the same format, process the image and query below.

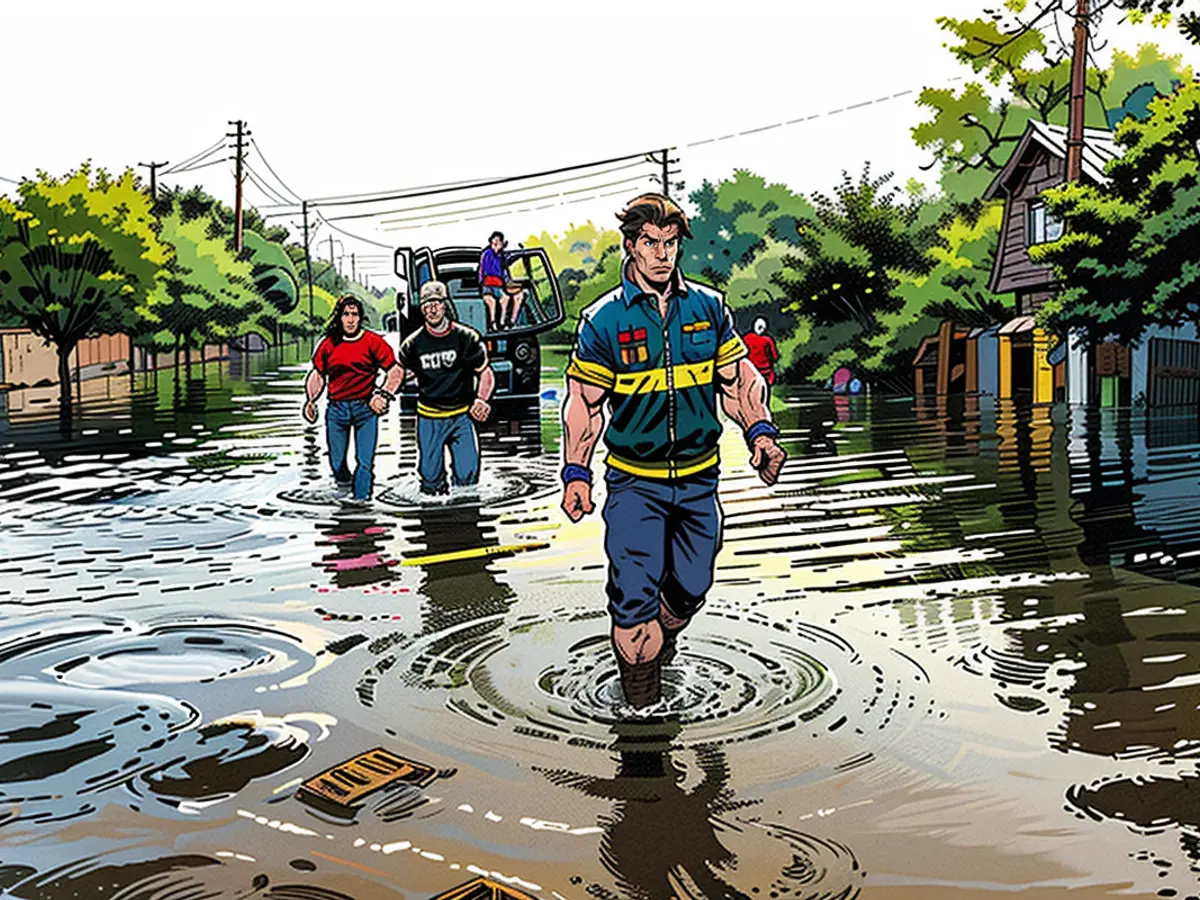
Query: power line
328,159,651,224
306,174,506,206
314,212,393,250
243,163,294,207
309,148,656,210
0,175,20,184
162,137,226,175
248,139,304,203
167,157,229,176
683,76,965,150
376,171,656,230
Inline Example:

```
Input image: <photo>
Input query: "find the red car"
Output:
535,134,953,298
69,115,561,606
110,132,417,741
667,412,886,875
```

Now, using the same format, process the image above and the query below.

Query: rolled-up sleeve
715,304,748,368
566,316,616,390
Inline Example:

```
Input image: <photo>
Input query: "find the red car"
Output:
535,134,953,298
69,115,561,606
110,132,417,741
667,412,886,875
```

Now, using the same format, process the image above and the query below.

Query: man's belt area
417,403,469,418
605,448,719,479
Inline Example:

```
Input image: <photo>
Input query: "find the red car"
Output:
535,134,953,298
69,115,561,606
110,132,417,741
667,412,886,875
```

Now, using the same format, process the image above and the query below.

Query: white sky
3,0,1196,286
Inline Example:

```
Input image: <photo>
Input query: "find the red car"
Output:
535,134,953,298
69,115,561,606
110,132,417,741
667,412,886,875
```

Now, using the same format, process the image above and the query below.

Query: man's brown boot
616,652,662,709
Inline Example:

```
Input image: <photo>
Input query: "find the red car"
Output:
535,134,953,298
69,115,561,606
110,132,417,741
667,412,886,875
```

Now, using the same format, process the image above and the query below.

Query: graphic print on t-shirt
397,324,486,412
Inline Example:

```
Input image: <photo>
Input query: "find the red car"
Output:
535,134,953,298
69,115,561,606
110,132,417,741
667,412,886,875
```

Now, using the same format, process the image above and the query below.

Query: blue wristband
562,464,592,486
745,420,779,448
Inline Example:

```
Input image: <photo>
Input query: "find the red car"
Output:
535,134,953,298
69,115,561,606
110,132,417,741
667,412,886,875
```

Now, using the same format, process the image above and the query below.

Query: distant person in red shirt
743,316,779,396
303,296,404,501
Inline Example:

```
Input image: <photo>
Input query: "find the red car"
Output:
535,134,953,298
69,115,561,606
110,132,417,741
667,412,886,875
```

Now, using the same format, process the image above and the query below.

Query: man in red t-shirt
743,316,780,396
303,296,404,501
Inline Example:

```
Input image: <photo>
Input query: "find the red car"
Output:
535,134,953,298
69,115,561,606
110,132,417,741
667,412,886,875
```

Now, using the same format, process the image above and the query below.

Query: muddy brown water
3,350,1200,899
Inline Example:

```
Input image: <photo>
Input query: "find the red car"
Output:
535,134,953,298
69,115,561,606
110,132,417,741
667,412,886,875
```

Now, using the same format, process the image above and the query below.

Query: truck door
504,248,565,335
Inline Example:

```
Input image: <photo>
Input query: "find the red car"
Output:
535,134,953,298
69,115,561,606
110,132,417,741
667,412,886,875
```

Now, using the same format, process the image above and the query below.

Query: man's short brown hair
616,193,692,245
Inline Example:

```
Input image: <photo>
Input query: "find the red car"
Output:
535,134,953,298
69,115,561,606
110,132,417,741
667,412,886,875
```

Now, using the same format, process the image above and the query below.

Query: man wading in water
560,194,787,708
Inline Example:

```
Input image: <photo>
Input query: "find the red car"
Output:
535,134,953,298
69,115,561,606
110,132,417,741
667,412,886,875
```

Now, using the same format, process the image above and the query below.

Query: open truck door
502,248,565,337
393,247,438,340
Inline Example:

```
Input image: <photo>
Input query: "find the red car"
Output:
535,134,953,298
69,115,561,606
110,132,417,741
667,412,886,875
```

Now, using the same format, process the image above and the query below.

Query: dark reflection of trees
316,512,398,590
402,503,515,635
541,725,753,900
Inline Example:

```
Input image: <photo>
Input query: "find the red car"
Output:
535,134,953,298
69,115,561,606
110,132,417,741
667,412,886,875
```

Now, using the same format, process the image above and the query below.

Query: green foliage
525,222,621,309
1033,81,1200,344
0,164,168,400
683,172,815,287
914,5,1191,205
775,167,943,380
144,208,263,352
867,205,1008,372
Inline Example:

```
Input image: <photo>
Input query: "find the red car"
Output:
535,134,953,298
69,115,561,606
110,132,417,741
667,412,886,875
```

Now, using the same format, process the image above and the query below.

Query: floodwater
3,348,1200,899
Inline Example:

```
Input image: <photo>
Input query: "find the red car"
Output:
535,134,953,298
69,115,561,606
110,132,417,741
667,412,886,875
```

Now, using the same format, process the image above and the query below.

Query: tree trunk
57,342,75,433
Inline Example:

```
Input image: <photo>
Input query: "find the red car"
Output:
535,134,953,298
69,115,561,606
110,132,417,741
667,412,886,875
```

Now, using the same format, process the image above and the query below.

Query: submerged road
2,347,1200,899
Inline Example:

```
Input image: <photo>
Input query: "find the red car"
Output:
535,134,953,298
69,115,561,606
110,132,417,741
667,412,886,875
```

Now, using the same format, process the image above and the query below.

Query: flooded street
4,347,1200,899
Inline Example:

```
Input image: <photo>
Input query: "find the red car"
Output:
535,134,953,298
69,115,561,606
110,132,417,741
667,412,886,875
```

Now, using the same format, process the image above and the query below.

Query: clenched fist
561,480,595,522
750,435,786,486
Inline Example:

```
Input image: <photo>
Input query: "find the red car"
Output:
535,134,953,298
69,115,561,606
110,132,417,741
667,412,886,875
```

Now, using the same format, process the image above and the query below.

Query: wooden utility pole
138,160,168,201
301,200,315,329
328,235,337,278
1065,0,1089,182
351,252,356,283
228,120,249,250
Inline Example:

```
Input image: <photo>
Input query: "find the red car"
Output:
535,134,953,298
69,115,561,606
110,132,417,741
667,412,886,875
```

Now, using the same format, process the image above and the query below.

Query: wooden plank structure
297,748,436,808
430,876,539,900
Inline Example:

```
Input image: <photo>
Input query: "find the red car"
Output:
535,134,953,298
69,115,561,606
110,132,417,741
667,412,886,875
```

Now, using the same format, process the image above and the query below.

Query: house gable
988,143,1063,297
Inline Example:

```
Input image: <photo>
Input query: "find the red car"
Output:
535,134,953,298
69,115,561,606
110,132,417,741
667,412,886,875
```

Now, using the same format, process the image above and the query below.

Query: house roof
983,121,1120,200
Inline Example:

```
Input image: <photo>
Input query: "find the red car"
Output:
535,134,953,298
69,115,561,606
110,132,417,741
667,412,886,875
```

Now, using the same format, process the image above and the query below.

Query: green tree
1032,80,1200,345
147,208,262,371
525,222,621,307
866,205,1008,373
913,3,1192,205
777,167,943,383
683,171,815,287
0,164,168,410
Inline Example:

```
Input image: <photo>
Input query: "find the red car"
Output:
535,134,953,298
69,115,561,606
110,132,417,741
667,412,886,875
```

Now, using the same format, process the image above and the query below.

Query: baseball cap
419,280,449,303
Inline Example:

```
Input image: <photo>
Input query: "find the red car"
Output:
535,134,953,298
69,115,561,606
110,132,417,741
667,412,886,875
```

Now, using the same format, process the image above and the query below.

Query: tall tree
913,1,1192,205
683,171,815,287
1032,80,1200,345
0,164,167,411
777,168,944,383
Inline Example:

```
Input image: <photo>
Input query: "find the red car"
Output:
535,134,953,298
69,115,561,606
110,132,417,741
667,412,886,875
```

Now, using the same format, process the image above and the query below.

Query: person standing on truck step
479,231,513,332
397,280,496,495
559,193,788,709
303,295,404,502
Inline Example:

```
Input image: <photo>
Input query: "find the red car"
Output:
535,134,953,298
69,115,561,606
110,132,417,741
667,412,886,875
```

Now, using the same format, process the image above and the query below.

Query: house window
1028,202,1064,245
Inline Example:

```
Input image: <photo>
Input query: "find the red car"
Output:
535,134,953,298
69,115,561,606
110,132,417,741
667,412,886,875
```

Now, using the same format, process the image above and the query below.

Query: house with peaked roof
982,119,1200,409
982,121,1119,406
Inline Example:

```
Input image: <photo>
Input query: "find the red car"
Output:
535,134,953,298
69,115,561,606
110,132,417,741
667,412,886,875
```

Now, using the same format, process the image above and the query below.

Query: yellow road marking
401,542,550,566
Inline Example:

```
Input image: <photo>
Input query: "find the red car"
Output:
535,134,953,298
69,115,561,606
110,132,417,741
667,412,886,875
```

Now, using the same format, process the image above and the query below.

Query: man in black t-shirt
396,281,496,494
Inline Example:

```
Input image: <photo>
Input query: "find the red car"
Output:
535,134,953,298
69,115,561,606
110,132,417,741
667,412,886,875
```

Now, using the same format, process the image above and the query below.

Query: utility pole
137,160,169,202
1065,0,1089,182
227,119,249,251
302,200,315,330
646,148,681,199
328,235,337,280
351,252,356,283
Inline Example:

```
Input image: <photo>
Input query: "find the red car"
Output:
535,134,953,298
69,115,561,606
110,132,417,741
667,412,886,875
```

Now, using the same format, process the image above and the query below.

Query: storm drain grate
297,747,436,808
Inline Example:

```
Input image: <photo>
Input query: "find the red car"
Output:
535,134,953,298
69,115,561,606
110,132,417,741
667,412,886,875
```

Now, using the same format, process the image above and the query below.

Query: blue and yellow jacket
565,265,747,479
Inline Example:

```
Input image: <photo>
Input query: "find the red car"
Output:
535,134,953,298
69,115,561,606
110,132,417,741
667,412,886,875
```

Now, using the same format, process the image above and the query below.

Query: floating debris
430,876,538,900
297,748,435,809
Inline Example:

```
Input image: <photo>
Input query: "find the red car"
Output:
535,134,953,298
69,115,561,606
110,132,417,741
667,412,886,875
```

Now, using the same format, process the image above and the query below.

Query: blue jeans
601,466,722,629
326,400,379,500
417,413,480,494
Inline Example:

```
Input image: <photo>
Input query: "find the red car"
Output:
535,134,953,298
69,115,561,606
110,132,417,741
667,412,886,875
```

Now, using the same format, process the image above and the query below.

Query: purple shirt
478,247,509,285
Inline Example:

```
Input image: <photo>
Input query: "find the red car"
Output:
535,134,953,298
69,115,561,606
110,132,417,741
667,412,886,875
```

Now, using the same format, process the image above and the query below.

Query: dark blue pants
417,413,480,494
326,400,379,500
601,467,722,629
